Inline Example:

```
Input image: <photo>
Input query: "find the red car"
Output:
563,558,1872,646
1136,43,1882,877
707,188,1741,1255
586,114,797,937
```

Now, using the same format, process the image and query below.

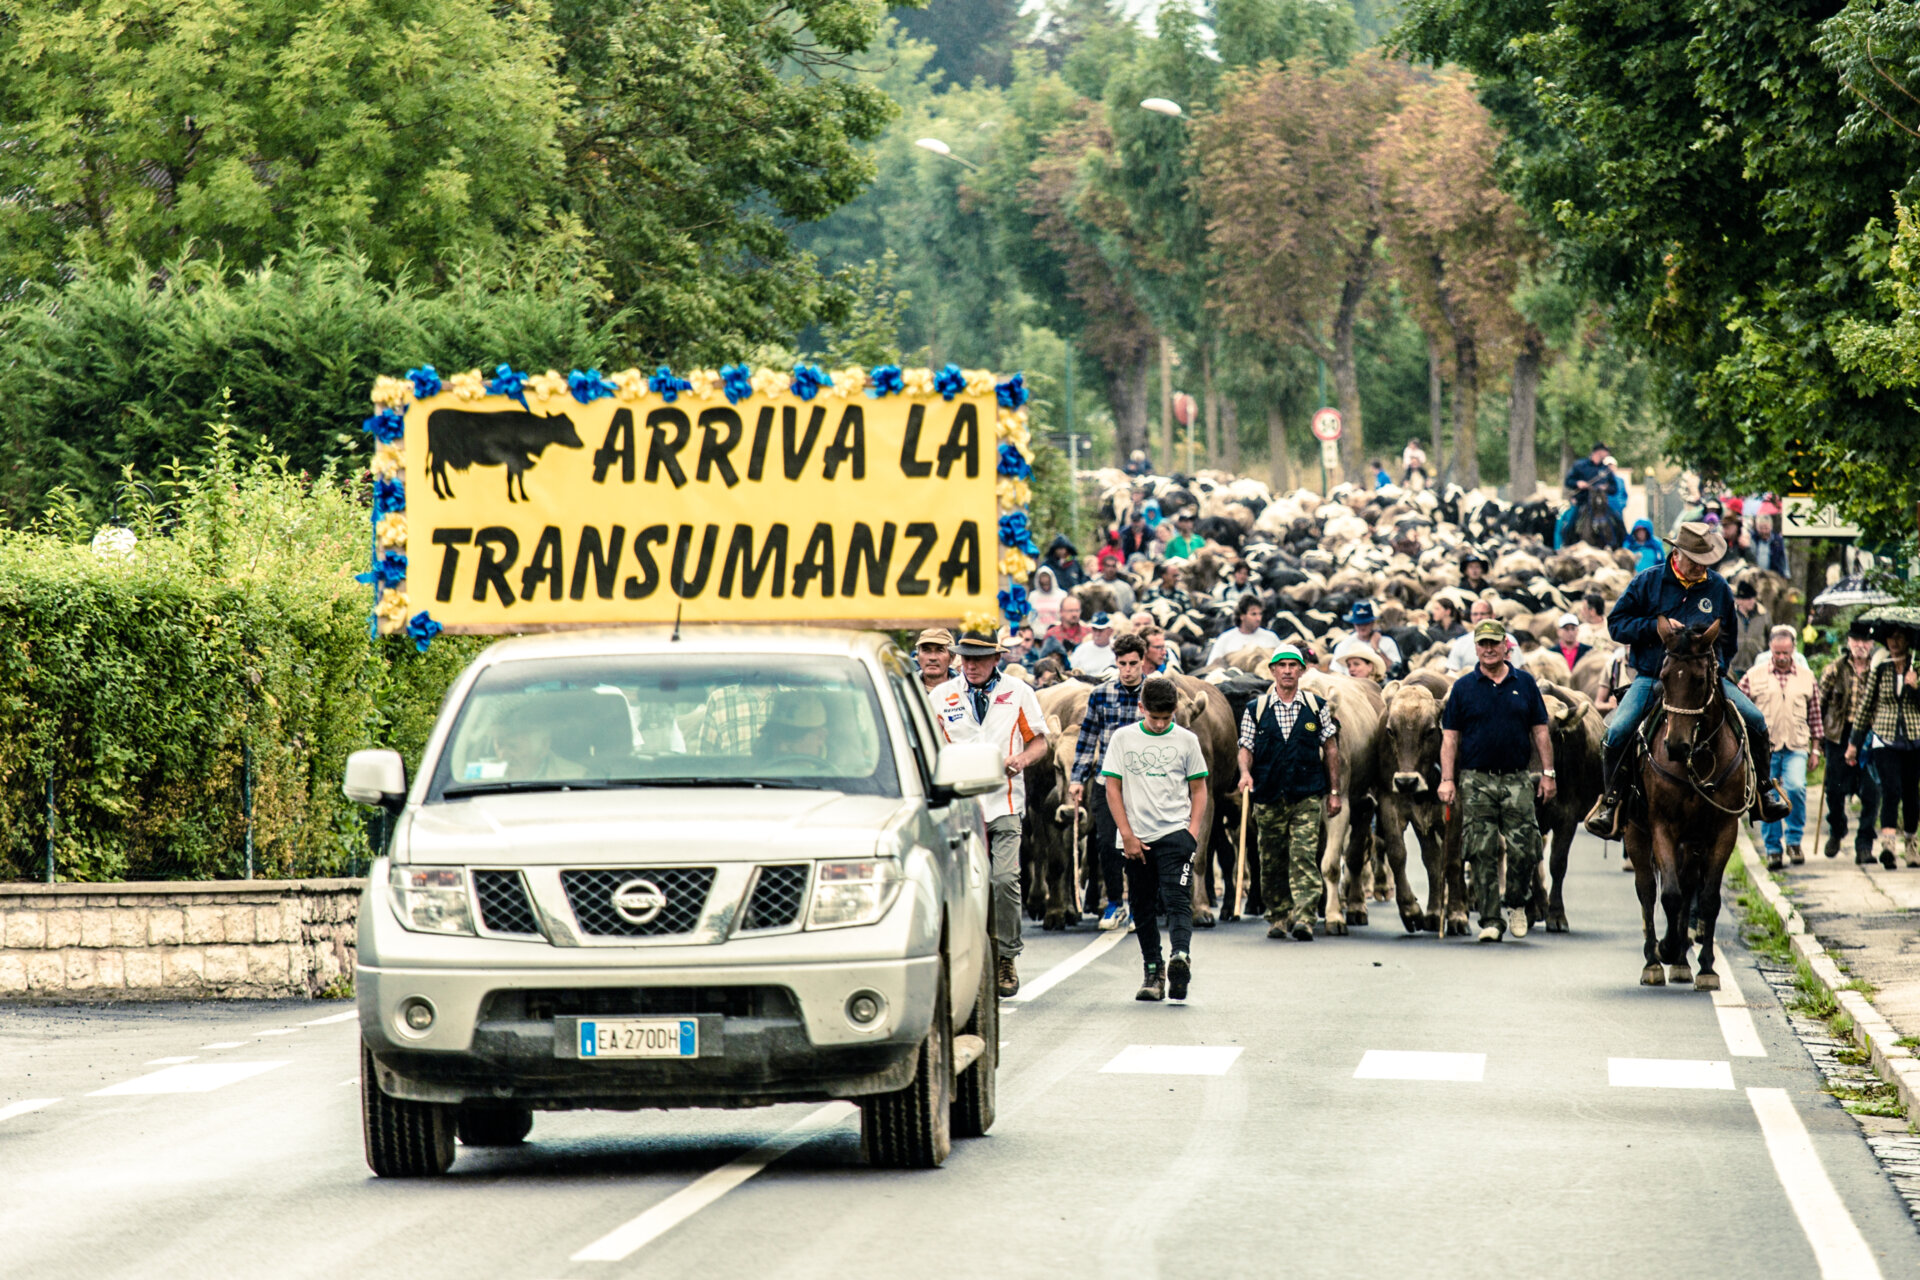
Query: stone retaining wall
0,879,364,999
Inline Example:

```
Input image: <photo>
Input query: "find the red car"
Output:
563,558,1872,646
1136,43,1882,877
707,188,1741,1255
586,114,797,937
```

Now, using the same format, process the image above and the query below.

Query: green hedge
0,425,476,882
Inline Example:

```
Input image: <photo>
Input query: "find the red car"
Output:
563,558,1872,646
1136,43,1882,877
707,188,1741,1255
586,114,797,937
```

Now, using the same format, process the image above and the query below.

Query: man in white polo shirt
932,629,1050,997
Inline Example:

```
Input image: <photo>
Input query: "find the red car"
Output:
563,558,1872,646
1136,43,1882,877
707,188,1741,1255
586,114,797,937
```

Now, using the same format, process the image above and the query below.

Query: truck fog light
401,997,436,1032
846,990,885,1027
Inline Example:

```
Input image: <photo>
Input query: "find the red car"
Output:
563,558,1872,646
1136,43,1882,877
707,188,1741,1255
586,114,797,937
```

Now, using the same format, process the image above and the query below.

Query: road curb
1734,830,1920,1124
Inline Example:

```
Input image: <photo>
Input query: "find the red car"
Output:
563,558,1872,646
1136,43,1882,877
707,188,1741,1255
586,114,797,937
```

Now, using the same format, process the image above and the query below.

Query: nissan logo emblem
611,878,667,925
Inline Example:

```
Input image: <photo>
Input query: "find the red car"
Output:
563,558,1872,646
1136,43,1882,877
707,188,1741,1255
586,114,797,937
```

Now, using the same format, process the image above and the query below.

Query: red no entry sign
1311,408,1342,442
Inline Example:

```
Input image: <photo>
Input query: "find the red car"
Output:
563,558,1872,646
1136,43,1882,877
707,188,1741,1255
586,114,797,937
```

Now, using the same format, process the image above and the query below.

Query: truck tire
860,953,952,1169
457,1104,534,1147
951,947,997,1138
361,1044,455,1177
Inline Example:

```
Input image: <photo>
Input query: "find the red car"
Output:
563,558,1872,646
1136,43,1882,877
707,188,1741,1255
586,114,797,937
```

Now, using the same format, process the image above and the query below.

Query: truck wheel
361,1044,455,1177
860,954,952,1169
457,1104,534,1147
951,946,997,1138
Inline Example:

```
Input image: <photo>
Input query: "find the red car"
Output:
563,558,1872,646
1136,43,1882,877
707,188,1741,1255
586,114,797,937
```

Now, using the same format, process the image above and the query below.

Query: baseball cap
1556,612,1580,629
1473,619,1507,642
916,628,954,649
1269,645,1306,666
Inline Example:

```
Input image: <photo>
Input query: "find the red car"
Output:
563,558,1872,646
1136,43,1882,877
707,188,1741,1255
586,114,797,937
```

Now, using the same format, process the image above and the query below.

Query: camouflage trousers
1460,769,1540,925
1255,796,1325,926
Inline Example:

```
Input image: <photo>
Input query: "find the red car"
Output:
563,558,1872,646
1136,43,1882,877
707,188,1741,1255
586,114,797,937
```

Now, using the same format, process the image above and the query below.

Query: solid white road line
254,1028,299,1037
1747,1087,1885,1279
1100,1045,1243,1076
0,1098,60,1124
90,1062,289,1097
1607,1058,1734,1090
300,1011,358,1026
145,1057,198,1066
571,1102,857,1262
1353,1050,1486,1082
1005,928,1129,1004
1711,964,1767,1057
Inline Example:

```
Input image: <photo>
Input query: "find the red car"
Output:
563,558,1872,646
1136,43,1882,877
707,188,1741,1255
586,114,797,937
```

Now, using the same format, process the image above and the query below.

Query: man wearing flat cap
932,630,1049,997
1586,521,1792,838
913,627,955,700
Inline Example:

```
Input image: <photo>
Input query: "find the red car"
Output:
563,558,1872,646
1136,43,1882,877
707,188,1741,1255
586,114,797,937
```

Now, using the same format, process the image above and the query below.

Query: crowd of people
912,452,1901,1003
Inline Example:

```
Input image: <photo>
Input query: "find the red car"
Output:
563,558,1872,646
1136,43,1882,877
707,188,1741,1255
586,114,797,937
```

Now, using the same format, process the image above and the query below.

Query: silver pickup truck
343,627,1004,1175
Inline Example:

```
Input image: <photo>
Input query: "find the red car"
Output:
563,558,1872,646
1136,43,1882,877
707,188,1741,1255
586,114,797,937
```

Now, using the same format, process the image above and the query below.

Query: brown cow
1026,680,1092,931
1376,670,1470,934
1530,684,1606,932
1299,669,1385,934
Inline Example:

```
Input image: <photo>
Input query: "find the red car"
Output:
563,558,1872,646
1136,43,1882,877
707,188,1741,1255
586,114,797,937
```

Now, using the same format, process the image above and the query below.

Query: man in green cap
1438,619,1556,942
1236,644,1341,940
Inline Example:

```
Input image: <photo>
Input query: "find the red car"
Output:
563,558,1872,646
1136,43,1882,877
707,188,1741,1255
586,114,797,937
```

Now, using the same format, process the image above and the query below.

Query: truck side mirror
930,741,1004,804
344,749,408,812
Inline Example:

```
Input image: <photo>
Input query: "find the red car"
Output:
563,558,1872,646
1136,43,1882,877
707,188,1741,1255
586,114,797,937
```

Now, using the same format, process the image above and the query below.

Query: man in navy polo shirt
1438,619,1557,943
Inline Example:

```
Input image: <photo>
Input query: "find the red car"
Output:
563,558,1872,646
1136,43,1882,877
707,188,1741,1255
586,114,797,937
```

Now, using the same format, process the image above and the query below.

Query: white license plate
576,1018,698,1059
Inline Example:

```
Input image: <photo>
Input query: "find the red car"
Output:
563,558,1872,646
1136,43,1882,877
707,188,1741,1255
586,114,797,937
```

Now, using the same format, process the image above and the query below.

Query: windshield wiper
601,776,821,791
441,779,612,798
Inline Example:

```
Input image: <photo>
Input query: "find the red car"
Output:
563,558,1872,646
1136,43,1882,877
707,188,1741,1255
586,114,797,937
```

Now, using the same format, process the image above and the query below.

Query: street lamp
1140,98,1184,118
914,137,979,171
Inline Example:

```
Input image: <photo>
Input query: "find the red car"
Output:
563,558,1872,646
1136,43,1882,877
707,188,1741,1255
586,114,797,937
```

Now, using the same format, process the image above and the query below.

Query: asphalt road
4,831,1917,1279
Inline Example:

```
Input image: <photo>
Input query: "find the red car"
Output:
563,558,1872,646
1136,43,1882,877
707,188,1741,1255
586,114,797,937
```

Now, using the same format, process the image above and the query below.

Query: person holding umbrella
1846,608,1920,868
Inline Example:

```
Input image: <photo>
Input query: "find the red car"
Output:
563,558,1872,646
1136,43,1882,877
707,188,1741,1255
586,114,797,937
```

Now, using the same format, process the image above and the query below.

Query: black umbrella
1855,605,1920,640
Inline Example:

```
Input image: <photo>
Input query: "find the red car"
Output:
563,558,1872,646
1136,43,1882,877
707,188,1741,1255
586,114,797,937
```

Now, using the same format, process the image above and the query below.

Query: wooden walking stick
1070,798,1083,925
1231,791,1251,920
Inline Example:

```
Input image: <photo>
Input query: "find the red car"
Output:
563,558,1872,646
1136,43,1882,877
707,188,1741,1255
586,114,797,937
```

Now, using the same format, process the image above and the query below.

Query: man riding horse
1586,521,1793,837
1558,442,1626,549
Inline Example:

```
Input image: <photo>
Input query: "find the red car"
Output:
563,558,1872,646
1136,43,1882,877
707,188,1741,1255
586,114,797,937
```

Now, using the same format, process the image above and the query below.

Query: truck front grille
740,864,810,931
561,867,715,937
472,870,540,935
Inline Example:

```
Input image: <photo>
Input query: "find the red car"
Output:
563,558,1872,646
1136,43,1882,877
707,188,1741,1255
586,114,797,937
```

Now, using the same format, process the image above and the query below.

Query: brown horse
1623,618,1750,990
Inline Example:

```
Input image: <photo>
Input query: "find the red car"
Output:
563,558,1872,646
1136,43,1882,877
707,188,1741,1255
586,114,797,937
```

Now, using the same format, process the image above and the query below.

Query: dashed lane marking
1711,964,1767,1057
199,1041,245,1050
571,1102,856,1262
1005,929,1130,1004
1353,1050,1486,1082
145,1057,197,1066
90,1062,289,1097
1607,1058,1734,1090
1747,1087,1884,1279
0,1099,60,1124
255,1028,299,1037
1100,1045,1242,1076
301,1011,358,1026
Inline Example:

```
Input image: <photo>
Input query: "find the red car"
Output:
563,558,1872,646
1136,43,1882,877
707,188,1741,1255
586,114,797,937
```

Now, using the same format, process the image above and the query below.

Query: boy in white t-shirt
1101,676,1210,1002
931,629,1050,998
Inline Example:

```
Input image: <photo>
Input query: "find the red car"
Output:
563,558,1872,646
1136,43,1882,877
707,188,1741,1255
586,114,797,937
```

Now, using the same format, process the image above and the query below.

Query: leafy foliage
0,242,618,518
0,419,470,882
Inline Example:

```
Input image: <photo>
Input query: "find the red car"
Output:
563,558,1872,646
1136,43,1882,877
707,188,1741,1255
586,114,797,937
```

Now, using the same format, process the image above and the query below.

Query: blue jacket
1608,559,1737,679
1565,457,1616,496
1627,520,1663,572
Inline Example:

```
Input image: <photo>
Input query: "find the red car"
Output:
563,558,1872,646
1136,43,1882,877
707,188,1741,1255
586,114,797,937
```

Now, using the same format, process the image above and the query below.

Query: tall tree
0,0,577,288
1375,72,1538,490
1197,52,1412,479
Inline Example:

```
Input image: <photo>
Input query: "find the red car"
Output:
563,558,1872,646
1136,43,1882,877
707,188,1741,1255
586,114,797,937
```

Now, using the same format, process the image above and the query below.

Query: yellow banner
394,387,1000,629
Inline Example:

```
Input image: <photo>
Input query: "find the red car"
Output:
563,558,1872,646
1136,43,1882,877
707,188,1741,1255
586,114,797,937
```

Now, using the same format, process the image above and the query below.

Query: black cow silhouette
426,407,584,503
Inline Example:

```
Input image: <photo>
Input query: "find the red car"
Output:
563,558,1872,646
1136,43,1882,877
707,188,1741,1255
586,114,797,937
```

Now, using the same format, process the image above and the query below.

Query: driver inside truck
758,691,830,764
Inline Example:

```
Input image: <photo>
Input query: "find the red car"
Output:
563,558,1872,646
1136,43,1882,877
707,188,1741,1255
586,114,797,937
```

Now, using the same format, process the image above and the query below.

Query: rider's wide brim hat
1663,521,1729,567
951,630,1006,657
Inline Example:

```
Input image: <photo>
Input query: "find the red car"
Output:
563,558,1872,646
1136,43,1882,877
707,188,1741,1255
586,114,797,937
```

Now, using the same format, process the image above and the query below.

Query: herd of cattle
1017,471,1802,936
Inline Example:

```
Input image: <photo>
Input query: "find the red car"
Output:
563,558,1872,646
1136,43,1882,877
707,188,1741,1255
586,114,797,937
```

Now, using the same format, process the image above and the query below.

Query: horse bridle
1654,645,1751,813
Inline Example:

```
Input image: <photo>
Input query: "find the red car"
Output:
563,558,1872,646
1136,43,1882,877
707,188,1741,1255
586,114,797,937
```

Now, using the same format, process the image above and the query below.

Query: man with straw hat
1586,520,1791,838
931,629,1050,997
1236,645,1341,940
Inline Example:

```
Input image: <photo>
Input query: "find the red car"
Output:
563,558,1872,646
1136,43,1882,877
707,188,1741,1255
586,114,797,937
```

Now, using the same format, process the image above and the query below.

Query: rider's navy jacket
1564,457,1617,495
1607,559,1737,679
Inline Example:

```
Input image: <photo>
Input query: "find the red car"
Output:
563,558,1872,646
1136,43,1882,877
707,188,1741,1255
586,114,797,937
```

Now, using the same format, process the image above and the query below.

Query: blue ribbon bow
721,363,754,405
362,409,405,444
791,363,829,401
934,363,967,401
486,363,530,411
372,476,406,516
996,374,1029,410
569,368,615,403
997,443,1032,480
407,611,443,653
405,366,442,399
997,584,1030,627
355,553,409,589
869,364,904,398
649,365,692,403
997,512,1039,556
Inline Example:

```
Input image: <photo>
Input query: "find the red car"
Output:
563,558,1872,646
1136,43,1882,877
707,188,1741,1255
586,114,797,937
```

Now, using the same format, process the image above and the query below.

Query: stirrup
1585,792,1623,840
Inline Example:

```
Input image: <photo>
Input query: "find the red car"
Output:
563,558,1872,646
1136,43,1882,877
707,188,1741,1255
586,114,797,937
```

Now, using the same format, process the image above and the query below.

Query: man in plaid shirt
1740,625,1821,867
1069,632,1150,930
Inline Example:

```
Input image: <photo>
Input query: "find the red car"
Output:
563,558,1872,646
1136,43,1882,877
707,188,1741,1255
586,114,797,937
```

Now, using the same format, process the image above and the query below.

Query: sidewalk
1775,782,1920,1042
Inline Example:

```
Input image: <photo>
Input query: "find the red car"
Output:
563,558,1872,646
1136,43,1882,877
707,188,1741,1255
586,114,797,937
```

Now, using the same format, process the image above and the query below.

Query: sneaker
1136,963,1165,1002
1266,921,1289,939
1167,952,1191,1001
1100,903,1130,932
1290,920,1313,942
1477,923,1502,943
1505,907,1529,939
996,955,1020,999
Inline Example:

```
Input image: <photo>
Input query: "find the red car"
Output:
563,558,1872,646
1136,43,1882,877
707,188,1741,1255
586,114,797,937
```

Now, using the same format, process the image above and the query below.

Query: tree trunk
1223,398,1241,473
1427,335,1445,478
1430,256,1478,490
1507,329,1543,500
1266,401,1290,493
1330,248,1372,482
1106,345,1153,463
1158,337,1174,474
1202,344,1220,470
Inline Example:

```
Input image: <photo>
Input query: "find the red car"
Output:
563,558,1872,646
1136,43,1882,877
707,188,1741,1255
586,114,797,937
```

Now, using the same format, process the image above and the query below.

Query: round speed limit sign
1311,408,1343,441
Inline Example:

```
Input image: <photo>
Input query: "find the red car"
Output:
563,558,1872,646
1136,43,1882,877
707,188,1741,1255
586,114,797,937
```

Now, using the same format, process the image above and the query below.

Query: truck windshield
428,654,900,800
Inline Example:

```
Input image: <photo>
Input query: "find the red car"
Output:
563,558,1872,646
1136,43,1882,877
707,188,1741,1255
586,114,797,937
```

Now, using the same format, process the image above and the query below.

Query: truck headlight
808,859,902,930
388,866,475,936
